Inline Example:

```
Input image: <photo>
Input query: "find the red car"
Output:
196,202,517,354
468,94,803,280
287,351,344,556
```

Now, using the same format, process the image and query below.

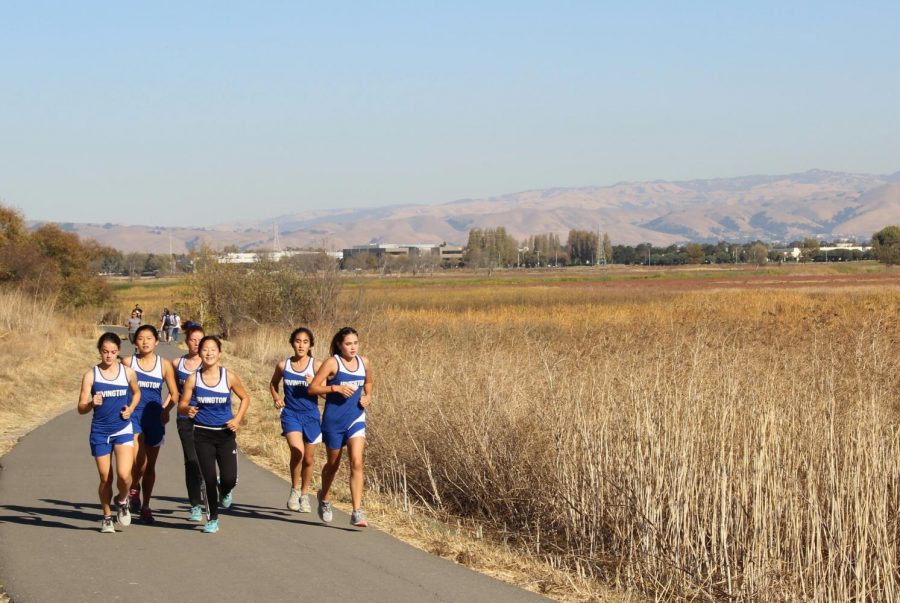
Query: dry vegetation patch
0,289,97,456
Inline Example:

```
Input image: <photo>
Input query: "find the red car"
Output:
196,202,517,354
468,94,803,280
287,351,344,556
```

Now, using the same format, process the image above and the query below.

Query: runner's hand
335,384,356,398
120,406,133,420
359,394,371,409
187,406,199,418
226,417,241,432
92,393,103,407
273,398,285,409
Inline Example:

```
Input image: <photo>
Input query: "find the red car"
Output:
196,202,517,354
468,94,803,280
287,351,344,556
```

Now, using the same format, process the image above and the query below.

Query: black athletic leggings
176,418,204,508
193,426,237,519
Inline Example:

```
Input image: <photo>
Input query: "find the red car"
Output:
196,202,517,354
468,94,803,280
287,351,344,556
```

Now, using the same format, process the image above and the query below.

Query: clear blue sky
2,1,899,227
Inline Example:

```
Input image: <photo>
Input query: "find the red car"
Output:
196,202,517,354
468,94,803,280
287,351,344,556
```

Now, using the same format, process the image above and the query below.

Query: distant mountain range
42,169,900,253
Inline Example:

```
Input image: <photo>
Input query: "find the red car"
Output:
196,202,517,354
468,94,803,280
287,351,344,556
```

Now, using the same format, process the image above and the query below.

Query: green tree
567,229,599,265
871,225,900,265
601,233,612,265
685,243,705,264
748,242,769,266
800,237,820,262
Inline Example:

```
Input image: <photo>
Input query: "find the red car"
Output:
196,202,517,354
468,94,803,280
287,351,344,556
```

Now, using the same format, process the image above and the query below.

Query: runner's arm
122,367,141,418
359,356,373,409
76,370,96,414
226,373,251,431
178,374,198,417
269,361,285,408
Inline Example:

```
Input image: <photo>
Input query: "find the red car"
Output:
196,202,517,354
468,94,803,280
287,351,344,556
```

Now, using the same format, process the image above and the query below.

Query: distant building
218,250,342,264
342,243,463,265
819,243,871,253
772,247,802,261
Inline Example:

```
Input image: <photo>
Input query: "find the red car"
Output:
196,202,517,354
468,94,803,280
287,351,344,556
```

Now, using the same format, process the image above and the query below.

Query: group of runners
77,320,373,534
125,305,184,344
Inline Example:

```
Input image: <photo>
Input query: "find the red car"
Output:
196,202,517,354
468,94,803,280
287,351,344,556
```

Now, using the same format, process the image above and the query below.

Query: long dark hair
198,335,222,352
134,324,159,341
289,327,315,358
96,332,121,351
329,326,358,357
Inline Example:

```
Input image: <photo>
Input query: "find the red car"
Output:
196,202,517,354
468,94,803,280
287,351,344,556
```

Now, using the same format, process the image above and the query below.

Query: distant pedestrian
125,311,142,345
159,309,171,342
171,325,206,521
77,332,141,533
132,304,143,319
308,327,373,528
121,325,179,524
269,327,322,514
169,311,182,342
178,335,251,533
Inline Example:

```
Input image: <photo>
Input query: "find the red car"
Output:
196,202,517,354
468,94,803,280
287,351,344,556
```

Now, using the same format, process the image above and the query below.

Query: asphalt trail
0,335,545,602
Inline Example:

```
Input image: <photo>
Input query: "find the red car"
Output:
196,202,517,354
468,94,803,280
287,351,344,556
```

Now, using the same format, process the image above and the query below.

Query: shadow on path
0,504,97,531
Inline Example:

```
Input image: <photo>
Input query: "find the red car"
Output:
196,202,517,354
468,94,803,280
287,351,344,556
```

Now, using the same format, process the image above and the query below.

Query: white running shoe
287,487,302,511
298,493,312,513
100,516,115,533
317,490,332,523
116,499,131,527
350,509,368,528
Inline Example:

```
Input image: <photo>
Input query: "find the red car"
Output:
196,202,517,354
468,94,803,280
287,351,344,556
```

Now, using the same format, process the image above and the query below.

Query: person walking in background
178,335,251,533
171,325,206,521
125,310,142,345
269,327,322,514
77,332,141,532
169,311,182,342
308,327,373,528
159,308,171,342
121,325,180,523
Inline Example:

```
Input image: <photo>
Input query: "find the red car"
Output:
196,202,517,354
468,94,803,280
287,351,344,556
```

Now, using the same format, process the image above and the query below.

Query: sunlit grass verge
132,269,898,601
0,288,97,457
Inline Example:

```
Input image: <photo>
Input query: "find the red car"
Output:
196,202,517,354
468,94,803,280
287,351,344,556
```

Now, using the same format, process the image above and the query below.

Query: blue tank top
323,355,365,428
90,364,132,432
282,356,318,414
193,367,233,427
130,355,163,409
175,355,199,416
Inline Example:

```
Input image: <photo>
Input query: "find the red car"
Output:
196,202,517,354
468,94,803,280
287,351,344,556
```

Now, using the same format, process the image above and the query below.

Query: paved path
0,336,544,602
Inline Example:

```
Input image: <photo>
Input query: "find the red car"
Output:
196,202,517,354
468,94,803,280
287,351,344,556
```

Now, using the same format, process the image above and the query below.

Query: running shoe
189,505,203,522
220,490,233,509
116,499,132,527
317,490,332,523
140,507,154,524
202,518,219,533
298,492,312,513
128,488,141,514
350,509,368,528
100,516,115,533
287,487,302,512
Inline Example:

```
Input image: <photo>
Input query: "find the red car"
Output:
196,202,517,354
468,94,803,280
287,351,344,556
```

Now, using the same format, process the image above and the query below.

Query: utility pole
169,234,175,274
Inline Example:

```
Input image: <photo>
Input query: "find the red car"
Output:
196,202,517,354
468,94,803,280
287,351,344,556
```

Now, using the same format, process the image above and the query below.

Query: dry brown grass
110,270,898,601
0,288,98,456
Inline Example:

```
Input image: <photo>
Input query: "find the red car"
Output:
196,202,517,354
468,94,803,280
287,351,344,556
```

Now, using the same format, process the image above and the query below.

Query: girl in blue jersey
178,335,250,533
77,332,142,533
121,325,179,523
269,327,322,514
308,327,373,528
170,325,206,521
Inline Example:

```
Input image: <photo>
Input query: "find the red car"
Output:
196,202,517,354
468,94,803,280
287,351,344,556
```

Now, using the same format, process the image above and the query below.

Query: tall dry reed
360,288,899,601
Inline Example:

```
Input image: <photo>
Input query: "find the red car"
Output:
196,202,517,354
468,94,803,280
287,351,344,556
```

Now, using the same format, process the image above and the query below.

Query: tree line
462,227,900,267
0,206,114,307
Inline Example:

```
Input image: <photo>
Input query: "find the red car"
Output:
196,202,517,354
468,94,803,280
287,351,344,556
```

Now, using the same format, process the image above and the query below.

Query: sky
2,1,899,227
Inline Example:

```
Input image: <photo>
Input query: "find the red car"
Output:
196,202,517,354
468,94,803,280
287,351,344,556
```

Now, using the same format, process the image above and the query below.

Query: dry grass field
224,265,899,601
0,289,97,457
88,264,900,601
